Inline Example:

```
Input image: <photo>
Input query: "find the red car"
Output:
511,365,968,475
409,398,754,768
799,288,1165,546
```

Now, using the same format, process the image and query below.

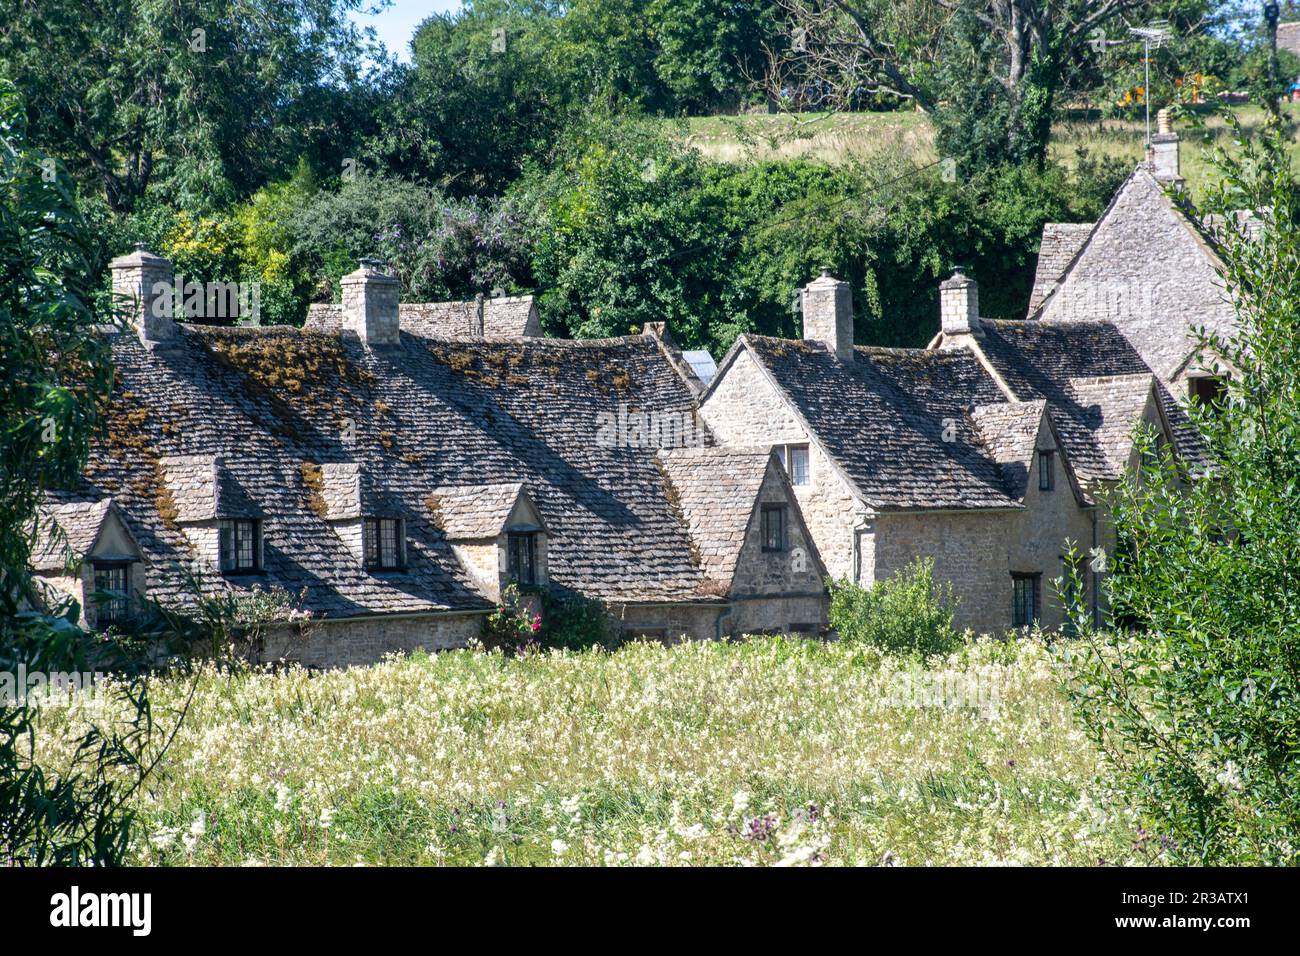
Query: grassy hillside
683,104,1300,199
36,636,1146,866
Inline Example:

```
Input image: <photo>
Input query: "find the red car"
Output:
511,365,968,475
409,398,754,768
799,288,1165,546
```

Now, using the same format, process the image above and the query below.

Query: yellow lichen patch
300,462,328,519
153,459,180,529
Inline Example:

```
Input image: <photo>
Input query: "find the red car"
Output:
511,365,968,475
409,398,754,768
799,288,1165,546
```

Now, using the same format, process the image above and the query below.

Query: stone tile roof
656,447,774,589
1067,375,1160,477
1028,222,1094,313
65,322,747,618
976,320,1206,482
970,400,1047,501
739,336,1020,510
430,483,531,540
30,499,115,572
305,296,539,339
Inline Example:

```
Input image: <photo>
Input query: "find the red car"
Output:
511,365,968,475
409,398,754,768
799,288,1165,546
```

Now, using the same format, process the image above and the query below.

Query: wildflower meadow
30,636,1149,866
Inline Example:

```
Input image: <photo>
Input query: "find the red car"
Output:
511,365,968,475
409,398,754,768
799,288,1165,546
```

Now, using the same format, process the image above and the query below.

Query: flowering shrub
33,636,1141,866
479,585,542,656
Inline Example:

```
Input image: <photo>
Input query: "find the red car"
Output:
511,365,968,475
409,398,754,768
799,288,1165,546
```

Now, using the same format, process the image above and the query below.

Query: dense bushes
827,559,962,657
1063,126,1300,864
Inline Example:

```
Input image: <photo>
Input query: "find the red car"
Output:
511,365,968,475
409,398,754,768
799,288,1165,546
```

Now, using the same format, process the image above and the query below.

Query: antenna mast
1129,23,1171,148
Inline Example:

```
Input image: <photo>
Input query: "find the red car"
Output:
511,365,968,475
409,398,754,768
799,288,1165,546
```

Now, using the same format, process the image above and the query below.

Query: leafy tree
0,80,156,864
293,170,534,303
0,0,375,212
649,0,783,113
1063,121,1300,864
363,1,576,195
765,0,1218,171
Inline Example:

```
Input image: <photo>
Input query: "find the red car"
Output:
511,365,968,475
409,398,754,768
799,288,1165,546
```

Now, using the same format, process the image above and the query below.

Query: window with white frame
782,444,811,486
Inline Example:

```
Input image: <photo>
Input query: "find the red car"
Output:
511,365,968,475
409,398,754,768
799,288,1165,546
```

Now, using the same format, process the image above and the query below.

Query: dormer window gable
302,461,409,571
428,482,549,600
160,455,266,573
30,498,146,630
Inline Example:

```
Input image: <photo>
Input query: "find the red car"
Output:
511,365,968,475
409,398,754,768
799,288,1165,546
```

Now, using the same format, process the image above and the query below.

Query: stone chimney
341,258,401,346
800,269,854,361
1150,108,1181,183
109,244,177,346
939,269,981,338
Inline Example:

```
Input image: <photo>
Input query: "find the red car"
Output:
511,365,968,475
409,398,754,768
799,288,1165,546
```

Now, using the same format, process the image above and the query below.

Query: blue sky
349,0,464,63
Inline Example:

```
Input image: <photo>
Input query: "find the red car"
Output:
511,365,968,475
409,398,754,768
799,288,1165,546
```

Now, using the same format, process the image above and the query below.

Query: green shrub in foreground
827,558,961,657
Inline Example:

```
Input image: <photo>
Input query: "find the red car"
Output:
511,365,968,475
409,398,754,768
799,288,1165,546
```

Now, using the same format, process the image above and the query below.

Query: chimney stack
109,244,177,346
342,258,401,346
939,269,981,340
800,269,854,361
1150,108,1181,183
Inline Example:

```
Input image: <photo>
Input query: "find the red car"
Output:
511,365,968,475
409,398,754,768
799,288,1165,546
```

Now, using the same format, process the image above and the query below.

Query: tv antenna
1129,22,1172,148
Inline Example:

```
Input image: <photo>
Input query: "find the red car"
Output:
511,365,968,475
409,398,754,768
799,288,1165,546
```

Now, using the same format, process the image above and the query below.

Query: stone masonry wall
264,612,484,669
1040,170,1235,383
701,348,864,580
867,417,1096,636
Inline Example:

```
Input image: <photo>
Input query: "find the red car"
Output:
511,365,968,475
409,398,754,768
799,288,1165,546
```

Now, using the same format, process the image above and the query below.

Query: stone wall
264,612,484,668
701,348,864,579
1040,170,1234,383
866,416,1097,635
609,596,827,642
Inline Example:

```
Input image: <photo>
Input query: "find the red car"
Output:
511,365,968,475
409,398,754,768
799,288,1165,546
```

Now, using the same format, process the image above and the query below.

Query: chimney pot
1150,110,1181,183
109,246,177,346
342,258,401,346
800,271,854,361
939,270,981,340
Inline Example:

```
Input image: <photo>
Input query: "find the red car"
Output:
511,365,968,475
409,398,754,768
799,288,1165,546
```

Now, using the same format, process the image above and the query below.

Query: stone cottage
30,253,828,666
1027,109,1237,406
700,271,1121,635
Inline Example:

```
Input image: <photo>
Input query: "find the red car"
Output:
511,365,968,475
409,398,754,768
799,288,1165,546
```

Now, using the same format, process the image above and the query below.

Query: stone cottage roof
1067,374,1162,477
969,400,1047,501
975,319,1203,481
656,447,781,590
1028,222,1094,313
305,295,540,339
429,483,541,540
61,322,768,618
30,499,137,573
1030,168,1234,382
717,335,1021,511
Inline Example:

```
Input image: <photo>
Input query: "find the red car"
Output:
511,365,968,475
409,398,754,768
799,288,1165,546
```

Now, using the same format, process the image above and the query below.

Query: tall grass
32,636,1145,866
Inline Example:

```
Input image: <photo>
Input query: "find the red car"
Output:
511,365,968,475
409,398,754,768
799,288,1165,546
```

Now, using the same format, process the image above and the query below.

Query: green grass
36,635,1148,866
680,104,1300,199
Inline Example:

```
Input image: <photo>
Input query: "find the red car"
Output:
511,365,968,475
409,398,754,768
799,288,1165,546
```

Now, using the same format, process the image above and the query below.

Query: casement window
1189,375,1226,409
364,517,405,571
782,444,811,487
1038,450,1055,491
1012,573,1041,628
507,531,537,585
218,519,262,573
761,504,787,552
92,562,130,626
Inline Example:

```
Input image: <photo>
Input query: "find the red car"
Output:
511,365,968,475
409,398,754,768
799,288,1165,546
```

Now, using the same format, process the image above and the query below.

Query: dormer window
364,517,405,571
1189,375,1226,410
507,531,537,585
761,505,787,552
92,562,130,626
1038,450,1054,491
218,519,262,573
